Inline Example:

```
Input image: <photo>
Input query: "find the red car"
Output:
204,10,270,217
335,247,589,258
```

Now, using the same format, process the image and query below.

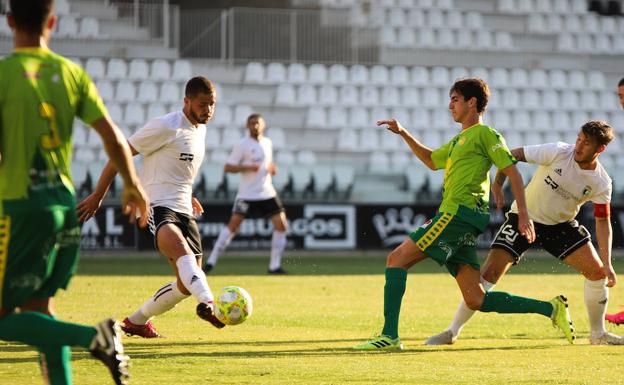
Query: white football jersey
226,135,277,200
128,111,206,216
510,142,612,225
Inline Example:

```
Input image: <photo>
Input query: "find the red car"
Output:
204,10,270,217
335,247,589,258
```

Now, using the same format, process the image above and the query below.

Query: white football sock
448,277,495,337
269,230,287,271
127,281,190,325
585,278,608,338
176,255,214,305
207,227,234,266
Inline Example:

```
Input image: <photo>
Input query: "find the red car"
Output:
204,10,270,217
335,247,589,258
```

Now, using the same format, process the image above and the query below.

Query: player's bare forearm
91,117,140,188
595,217,613,268
399,130,435,170
509,147,526,162
224,164,258,173
92,161,117,198
503,164,535,242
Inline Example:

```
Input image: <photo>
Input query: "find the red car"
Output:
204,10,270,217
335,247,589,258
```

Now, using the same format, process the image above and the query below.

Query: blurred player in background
427,120,623,345
203,113,289,275
0,0,149,384
353,78,575,351
605,77,624,325
78,77,225,338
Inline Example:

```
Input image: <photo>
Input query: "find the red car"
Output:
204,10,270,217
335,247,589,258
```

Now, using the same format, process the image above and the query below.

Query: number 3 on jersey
39,102,61,150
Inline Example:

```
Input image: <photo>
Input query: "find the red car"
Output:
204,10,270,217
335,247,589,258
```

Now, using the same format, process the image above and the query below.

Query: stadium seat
521,89,540,110
388,8,407,27
146,103,167,119
504,131,522,148
210,149,229,164
56,0,71,15
128,59,150,80
318,84,338,106
369,106,389,123
73,122,87,148
502,89,520,108
297,84,317,106
513,110,532,130
137,81,159,103
446,10,463,28
587,71,606,90
541,89,560,110
568,70,586,89
115,81,136,102
390,107,410,125
528,14,547,33
211,104,232,127
431,108,451,129
328,106,348,127
491,68,509,88
337,128,358,150
204,126,221,149
95,80,114,101
422,88,441,107
360,85,380,106
107,59,128,80
368,151,390,174
371,65,390,85
381,86,400,107
576,34,593,53
561,91,579,110
390,151,410,172
406,8,425,26
106,102,123,124
437,29,454,48
266,62,286,84
545,14,563,33
360,128,381,150
57,15,78,37
410,66,429,86
595,35,612,54
423,131,442,148
532,110,552,131
172,60,192,81
581,91,598,110
465,11,482,29
306,106,327,128
416,28,434,47
456,29,473,48
401,87,420,107
510,68,529,88
475,30,494,50
275,84,296,106
287,63,307,83
221,128,242,149
159,81,180,103
495,31,513,50
124,103,145,126
552,110,571,131
525,131,543,145
529,69,549,88
339,85,359,106
329,64,348,84
349,65,369,85
151,59,172,81
601,17,617,34
381,129,401,150
389,66,408,85
79,17,99,38
334,165,355,196
427,9,444,28
430,66,449,86
471,67,489,81
244,62,264,83
275,150,296,165
308,63,328,83
85,58,106,79
268,127,286,149
349,106,370,127
493,110,512,130
233,105,253,127
297,150,317,165
600,91,618,110
557,34,575,52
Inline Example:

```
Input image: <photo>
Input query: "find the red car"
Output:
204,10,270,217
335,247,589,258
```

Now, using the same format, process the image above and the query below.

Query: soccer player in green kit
0,1,149,384
353,78,575,350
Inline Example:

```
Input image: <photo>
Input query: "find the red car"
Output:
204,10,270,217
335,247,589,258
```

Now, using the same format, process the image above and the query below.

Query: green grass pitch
1,254,624,384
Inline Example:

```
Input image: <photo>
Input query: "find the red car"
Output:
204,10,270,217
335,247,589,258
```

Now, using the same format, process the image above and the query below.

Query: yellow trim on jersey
0,215,11,309
416,212,453,251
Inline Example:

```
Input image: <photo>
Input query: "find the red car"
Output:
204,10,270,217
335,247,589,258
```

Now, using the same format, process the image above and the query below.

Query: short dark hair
449,77,490,113
184,76,216,98
581,120,614,147
618,78,624,87
9,0,54,35
247,113,263,124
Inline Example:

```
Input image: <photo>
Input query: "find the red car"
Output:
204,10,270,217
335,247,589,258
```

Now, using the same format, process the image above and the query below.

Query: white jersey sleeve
590,173,612,205
128,118,175,156
523,142,567,166
226,140,245,166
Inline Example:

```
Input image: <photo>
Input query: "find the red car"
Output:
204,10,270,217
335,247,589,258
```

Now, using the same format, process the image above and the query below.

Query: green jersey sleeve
75,69,107,126
431,140,453,170
481,128,516,170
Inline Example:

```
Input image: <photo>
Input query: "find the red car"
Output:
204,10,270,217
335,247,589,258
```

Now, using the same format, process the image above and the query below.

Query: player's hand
192,196,204,217
491,182,505,211
267,163,278,175
377,119,406,135
517,212,536,243
604,265,617,287
77,192,105,222
121,183,149,228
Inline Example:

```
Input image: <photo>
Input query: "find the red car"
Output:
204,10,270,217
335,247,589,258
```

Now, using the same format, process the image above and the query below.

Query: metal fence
179,7,379,64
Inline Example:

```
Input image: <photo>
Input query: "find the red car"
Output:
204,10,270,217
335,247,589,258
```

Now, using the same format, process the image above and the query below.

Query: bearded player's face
186,92,216,124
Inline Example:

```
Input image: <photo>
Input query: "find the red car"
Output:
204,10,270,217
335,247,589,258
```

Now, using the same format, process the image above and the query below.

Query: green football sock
480,291,553,317
39,345,72,385
0,311,96,349
381,267,407,339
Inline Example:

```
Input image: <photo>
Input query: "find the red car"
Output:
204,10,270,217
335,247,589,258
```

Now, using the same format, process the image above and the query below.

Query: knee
386,250,404,268
464,294,484,311
583,269,606,281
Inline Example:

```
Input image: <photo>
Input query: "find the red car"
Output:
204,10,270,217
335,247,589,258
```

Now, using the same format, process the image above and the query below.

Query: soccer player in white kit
203,113,289,274
77,77,225,338
427,120,624,345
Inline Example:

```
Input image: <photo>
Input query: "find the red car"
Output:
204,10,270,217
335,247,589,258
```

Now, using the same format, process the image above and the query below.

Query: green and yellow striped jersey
0,47,107,200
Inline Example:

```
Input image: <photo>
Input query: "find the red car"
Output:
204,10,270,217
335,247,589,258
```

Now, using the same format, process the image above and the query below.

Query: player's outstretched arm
595,215,616,287
86,117,149,227
377,119,435,170
491,147,526,210
224,163,260,173
501,164,535,243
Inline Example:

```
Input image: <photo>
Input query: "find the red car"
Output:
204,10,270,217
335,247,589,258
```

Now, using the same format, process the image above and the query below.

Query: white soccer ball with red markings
214,286,253,326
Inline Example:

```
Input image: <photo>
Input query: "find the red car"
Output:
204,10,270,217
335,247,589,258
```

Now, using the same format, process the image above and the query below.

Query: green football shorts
0,190,80,311
409,212,481,276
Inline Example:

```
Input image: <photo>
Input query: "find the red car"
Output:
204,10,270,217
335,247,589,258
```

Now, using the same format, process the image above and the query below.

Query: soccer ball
214,286,253,326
